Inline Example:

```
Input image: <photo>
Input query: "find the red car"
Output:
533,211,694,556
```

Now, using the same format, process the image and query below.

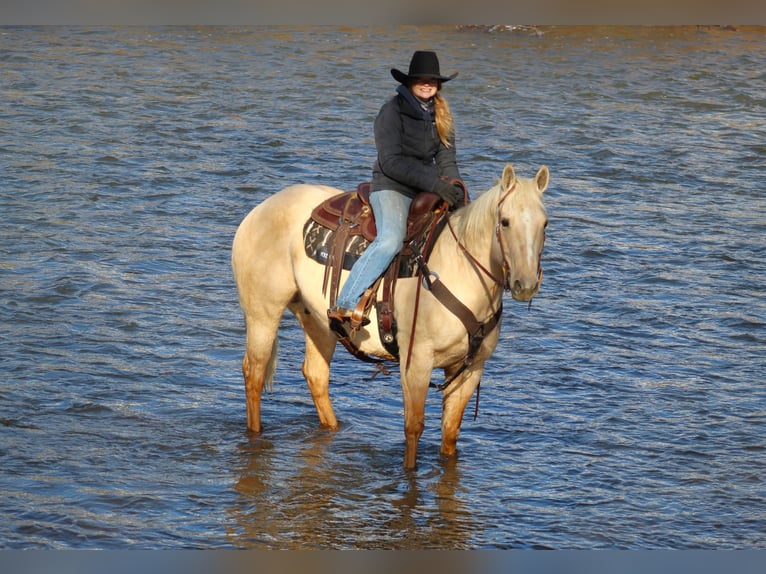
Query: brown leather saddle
310,182,451,243
304,182,460,359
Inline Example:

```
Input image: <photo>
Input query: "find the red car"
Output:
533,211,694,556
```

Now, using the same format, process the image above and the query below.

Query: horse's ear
535,165,549,193
501,163,516,190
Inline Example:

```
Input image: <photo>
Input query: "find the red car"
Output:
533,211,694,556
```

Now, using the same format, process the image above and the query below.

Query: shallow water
1,25,764,549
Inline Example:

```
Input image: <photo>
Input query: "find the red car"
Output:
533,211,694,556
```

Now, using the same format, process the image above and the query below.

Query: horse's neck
430,191,504,309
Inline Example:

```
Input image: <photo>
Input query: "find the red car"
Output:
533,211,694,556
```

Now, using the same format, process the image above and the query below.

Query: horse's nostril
511,279,540,302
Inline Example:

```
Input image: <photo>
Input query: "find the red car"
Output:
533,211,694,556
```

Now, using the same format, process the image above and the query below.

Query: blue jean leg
335,189,412,310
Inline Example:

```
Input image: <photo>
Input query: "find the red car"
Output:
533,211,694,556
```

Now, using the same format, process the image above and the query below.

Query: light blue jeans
335,189,412,310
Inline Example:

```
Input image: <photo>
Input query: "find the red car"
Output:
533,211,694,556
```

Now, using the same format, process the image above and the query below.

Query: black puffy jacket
371,85,461,198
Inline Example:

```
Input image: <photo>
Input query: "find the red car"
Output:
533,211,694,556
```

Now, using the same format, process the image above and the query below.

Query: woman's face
409,77,440,101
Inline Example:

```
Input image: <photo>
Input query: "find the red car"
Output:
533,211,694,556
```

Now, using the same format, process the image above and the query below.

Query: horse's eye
501,218,510,228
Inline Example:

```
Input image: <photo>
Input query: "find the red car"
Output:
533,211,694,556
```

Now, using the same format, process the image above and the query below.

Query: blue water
1,25,764,549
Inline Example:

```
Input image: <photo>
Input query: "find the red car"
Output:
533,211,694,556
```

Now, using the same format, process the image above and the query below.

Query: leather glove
432,179,463,207
451,178,467,205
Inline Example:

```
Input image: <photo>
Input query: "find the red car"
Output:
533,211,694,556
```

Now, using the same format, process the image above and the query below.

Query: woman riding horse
328,50,467,326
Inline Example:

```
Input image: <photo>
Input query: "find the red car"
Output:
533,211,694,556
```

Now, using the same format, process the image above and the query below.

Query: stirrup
327,288,375,331
350,287,377,330
327,304,371,330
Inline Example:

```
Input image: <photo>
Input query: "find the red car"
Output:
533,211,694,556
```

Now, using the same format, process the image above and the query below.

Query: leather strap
326,218,350,305
411,246,503,391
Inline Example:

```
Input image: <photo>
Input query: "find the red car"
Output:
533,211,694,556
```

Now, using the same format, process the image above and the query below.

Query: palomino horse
231,163,549,468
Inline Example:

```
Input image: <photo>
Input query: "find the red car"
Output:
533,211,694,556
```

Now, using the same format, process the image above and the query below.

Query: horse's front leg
440,364,484,458
400,359,433,469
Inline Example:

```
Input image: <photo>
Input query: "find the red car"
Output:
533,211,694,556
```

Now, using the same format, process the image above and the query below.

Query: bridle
446,181,518,292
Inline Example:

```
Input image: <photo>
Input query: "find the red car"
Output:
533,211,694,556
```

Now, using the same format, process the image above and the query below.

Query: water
1,25,764,549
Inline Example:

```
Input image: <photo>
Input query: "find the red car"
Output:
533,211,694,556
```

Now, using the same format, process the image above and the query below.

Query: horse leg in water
235,241,297,433
288,300,339,429
399,355,434,469
440,365,484,458
241,308,283,434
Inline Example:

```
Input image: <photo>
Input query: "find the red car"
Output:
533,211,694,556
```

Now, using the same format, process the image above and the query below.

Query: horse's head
495,163,549,302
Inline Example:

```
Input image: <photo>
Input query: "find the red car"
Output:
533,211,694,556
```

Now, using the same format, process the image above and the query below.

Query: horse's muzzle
509,267,542,302
510,281,539,302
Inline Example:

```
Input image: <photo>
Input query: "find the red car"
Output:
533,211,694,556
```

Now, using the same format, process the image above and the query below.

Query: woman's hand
433,179,463,207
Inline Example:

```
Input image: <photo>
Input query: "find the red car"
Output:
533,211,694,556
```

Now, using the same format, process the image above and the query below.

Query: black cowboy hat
390,50,458,84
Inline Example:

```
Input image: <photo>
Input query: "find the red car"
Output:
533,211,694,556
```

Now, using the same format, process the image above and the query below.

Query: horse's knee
440,402,466,457
403,418,426,469
406,417,424,433
404,417,425,444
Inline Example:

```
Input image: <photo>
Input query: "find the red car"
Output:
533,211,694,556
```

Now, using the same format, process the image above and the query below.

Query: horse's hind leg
241,313,282,434
291,303,338,429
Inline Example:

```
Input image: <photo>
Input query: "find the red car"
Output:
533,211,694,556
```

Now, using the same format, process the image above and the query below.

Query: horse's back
233,185,340,252
232,184,342,294
236,185,341,233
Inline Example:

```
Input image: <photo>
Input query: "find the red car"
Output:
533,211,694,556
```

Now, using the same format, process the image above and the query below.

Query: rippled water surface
1,25,764,549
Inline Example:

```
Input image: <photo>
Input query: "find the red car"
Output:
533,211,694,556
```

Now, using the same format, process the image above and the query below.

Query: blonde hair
434,93,454,148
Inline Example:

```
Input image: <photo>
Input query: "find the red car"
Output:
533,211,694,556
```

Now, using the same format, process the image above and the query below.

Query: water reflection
229,429,479,549
387,457,479,549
